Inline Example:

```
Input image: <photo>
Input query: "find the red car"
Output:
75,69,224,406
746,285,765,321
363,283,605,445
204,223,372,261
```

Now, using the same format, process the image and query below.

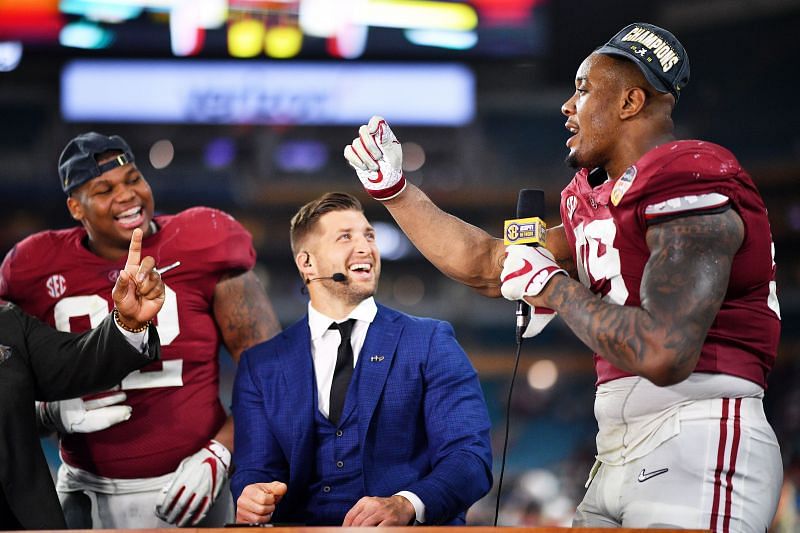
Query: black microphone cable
493,333,525,527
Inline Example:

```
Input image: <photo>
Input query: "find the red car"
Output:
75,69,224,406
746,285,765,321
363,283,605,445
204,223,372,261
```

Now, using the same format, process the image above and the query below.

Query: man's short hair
58,132,135,195
290,192,364,254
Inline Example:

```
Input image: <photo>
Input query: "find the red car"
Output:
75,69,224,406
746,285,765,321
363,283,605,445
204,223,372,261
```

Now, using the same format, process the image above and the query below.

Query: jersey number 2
52,285,183,389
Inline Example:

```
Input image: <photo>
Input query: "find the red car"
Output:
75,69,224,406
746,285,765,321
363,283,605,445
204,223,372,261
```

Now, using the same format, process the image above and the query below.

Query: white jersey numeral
573,218,629,305
121,359,183,389
768,241,781,319
52,283,183,389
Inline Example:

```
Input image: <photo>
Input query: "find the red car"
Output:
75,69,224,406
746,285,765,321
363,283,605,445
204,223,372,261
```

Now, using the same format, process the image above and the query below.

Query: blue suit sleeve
230,348,289,503
405,321,493,523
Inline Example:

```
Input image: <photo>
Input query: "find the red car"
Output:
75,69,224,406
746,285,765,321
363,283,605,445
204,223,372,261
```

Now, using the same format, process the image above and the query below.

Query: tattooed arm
214,270,281,362
211,270,281,450
528,208,744,386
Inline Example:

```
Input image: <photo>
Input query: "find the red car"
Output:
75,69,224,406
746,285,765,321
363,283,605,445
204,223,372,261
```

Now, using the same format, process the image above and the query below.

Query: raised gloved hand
344,115,406,200
156,439,231,526
501,245,567,302
37,392,131,434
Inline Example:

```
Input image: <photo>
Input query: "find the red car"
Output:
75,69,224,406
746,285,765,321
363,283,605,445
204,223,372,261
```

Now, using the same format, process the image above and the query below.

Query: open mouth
565,122,579,147
114,206,144,229
348,263,373,279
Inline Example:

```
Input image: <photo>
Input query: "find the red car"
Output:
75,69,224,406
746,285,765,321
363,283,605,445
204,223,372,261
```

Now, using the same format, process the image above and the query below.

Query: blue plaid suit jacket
231,303,492,525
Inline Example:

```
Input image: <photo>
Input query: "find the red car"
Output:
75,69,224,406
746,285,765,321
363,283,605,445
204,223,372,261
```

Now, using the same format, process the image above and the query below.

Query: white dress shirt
114,320,150,352
307,297,426,523
308,297,377,419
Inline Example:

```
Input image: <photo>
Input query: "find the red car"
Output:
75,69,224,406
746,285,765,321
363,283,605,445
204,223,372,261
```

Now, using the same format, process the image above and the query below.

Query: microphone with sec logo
503,189,547,342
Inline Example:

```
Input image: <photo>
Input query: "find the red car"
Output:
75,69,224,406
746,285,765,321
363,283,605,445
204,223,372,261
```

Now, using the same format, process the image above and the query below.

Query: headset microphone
504,189,547,342
306,273,347,284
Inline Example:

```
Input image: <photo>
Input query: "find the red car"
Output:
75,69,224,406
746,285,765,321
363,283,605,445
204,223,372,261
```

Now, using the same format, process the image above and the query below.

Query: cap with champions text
596,22,690,102
58,132,135,195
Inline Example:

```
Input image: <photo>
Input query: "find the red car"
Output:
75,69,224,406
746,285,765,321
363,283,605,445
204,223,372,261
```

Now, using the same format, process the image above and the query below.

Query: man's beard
565,152,581,169
338,281,377,307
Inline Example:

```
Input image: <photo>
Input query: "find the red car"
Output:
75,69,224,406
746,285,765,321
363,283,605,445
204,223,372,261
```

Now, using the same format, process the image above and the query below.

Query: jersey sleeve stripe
644,192,731,226
644,192,730,220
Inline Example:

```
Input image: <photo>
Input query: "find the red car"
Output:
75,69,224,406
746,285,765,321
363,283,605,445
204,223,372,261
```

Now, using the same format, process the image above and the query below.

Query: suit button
323,486,331,493
336,430,343,437
336,461,344,468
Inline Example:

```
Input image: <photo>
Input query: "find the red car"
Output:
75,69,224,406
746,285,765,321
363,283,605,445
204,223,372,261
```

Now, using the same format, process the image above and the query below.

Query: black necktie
329,319,356,425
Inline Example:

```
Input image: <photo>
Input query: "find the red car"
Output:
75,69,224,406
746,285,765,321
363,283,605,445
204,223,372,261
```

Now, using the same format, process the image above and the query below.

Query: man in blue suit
231,192,492,526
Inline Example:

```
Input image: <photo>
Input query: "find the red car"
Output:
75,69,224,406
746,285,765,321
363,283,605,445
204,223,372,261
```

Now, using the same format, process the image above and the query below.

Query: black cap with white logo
596,22,690,102
58,132,135,195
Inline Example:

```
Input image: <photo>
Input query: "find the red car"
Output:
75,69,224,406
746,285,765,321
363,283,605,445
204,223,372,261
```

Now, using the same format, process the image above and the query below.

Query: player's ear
620,86,647,120
66,195,84,221
296,251,314,278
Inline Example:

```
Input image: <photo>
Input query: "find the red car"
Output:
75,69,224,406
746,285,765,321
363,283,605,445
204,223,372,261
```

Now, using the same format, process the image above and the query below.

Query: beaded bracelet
113,308,151,333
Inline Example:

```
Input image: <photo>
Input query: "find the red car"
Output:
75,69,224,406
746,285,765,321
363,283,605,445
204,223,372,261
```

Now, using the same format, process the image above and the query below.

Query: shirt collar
308,297,377,341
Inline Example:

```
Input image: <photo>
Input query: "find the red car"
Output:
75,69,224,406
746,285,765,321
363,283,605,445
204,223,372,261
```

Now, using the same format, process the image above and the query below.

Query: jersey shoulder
642,140,739,177
611,141,751,222
155,207,256,271
629,140,743,200
1,228,86,295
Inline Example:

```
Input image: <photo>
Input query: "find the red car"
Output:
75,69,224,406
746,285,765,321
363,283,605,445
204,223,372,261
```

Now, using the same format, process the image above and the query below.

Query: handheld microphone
495,189,547,527
306,273,347,284
504,189,547,343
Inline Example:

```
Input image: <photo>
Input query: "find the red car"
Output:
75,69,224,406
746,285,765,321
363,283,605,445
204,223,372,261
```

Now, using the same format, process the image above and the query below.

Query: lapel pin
370,355,385,363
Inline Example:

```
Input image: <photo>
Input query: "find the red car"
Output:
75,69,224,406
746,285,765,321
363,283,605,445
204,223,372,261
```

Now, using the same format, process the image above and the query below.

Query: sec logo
46,274,67,298
506,224,519,241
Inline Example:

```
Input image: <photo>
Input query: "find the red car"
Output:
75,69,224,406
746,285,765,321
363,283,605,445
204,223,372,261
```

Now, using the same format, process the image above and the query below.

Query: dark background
1,0,798,527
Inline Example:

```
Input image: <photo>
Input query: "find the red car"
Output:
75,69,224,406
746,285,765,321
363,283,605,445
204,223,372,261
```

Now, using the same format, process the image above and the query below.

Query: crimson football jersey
0,207,255,478
559,140,780,387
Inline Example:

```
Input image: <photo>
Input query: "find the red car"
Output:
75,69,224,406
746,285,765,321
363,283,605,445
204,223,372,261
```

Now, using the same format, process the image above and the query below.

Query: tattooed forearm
538,209,743,386
214,270,281,360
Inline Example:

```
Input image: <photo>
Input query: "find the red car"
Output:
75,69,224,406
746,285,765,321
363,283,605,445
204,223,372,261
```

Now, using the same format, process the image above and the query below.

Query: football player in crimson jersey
344,23,782,532
0,132,281,528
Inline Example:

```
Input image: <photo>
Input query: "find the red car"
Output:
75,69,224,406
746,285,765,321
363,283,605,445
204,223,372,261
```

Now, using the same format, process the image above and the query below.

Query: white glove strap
355,166,407,201
206,439,231,472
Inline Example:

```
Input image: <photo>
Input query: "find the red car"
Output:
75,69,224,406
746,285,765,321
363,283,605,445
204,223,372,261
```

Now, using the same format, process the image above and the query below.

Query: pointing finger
125,228,143,275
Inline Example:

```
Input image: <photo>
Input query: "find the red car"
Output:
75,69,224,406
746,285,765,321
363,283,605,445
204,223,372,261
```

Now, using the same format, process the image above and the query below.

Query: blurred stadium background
1,0,798,528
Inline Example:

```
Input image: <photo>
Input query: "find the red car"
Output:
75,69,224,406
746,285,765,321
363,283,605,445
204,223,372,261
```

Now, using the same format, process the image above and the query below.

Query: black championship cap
58,132,135,194
596,22,690,102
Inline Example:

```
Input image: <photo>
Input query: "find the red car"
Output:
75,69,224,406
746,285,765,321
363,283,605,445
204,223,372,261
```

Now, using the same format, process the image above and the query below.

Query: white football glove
522,305,558,338
344,115,407,200
501,245,567,301
156,439,231,526
37,392,131,434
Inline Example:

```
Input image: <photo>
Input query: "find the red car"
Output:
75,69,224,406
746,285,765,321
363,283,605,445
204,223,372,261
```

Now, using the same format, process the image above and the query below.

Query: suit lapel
356,306,402,436
278,319,316,467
